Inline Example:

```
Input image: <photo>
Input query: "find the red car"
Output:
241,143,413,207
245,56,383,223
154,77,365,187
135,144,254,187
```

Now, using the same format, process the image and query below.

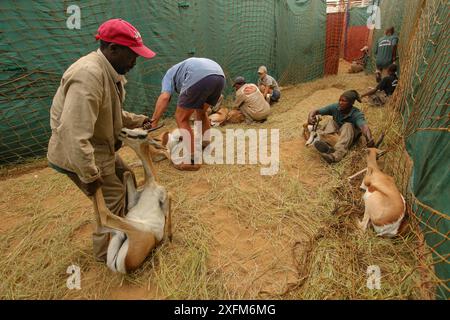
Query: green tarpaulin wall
0,0,326,164
348,6,369,27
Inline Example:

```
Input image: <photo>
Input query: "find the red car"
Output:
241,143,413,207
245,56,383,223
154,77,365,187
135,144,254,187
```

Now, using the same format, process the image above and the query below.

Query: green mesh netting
373,0,449,299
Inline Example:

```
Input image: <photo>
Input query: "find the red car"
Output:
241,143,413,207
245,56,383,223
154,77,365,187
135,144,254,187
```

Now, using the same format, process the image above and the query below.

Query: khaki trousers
64,155,135,262
317,120,360,162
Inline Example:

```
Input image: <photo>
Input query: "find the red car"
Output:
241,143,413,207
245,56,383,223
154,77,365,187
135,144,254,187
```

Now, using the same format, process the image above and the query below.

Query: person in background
349,46,369,73
257,66,281,104
228,76,270,124
307,90,375,164
374,26,399,82
47,19,156,262
361,64,398,106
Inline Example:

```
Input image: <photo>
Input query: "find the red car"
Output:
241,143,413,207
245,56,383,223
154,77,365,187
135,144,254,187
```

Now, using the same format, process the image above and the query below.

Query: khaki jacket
234,84,270,121
47,49,147,183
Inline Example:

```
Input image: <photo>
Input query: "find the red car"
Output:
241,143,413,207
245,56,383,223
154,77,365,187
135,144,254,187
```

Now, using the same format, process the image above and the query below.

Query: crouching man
227,76,270,124
47,19,156,262
307,90,375,163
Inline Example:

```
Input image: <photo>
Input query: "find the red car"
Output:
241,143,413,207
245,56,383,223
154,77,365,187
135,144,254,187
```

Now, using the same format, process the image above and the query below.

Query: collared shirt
257,74,280,91
161,57,224,95
318,103,367,128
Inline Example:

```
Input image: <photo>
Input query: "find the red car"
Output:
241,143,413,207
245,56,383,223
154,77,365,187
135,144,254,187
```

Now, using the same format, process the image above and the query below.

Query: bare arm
151,92,171,127
361,87,378,98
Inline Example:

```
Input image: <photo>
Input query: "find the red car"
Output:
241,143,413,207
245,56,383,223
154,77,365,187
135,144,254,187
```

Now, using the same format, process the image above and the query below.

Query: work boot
314,141,335,154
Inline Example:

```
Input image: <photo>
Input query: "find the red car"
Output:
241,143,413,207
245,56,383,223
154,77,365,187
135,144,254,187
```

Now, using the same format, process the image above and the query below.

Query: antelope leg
359,206,371,232
124,171,139,211
93,189,147,234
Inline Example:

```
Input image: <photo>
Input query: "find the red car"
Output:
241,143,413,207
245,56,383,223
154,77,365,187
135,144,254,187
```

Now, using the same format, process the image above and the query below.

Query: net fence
373,0,449,299
0,0,327,164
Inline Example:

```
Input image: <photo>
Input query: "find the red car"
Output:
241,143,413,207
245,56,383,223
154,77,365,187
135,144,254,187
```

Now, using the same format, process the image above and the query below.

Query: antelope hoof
356,218,367,232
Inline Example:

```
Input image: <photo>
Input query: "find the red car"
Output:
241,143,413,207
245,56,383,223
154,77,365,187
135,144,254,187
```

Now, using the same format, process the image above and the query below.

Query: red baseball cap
95,18,156,59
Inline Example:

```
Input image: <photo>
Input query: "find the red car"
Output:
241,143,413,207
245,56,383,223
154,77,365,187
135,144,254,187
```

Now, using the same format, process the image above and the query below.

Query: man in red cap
47,18,155,262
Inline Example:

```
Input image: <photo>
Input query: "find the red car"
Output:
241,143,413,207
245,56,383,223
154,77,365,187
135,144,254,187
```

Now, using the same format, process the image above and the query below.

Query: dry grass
0,61,435,299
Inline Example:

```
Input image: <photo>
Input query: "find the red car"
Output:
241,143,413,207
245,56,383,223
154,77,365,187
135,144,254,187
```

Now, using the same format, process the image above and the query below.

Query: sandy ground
1,61,428,299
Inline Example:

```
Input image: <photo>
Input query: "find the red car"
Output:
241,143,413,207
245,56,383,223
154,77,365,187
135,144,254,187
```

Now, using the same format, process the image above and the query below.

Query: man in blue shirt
150,57,225,170
307,90,375,163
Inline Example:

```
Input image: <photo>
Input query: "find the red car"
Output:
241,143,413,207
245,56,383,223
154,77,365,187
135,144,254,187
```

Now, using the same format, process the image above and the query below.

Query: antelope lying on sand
359,148,405,237
93,128,172,273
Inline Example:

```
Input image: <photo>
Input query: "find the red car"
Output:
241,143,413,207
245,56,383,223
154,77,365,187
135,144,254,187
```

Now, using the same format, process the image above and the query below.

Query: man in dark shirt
307,90,375,163
361,64,398,106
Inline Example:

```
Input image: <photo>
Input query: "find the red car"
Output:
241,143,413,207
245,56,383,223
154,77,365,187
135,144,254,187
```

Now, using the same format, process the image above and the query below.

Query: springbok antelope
303,115,321,146
92,128,172,273
359,148,405,237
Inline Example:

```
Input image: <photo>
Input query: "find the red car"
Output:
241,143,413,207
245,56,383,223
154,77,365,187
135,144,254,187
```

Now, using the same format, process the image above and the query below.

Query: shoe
173,163,201,171
320,153,336,164
314,141,334,154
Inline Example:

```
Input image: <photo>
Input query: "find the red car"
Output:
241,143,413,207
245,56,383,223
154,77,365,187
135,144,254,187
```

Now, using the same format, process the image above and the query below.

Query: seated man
349,46,369,73
257,66,281,104
227,76,271,124
307,90,375,164
361,64,398,106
